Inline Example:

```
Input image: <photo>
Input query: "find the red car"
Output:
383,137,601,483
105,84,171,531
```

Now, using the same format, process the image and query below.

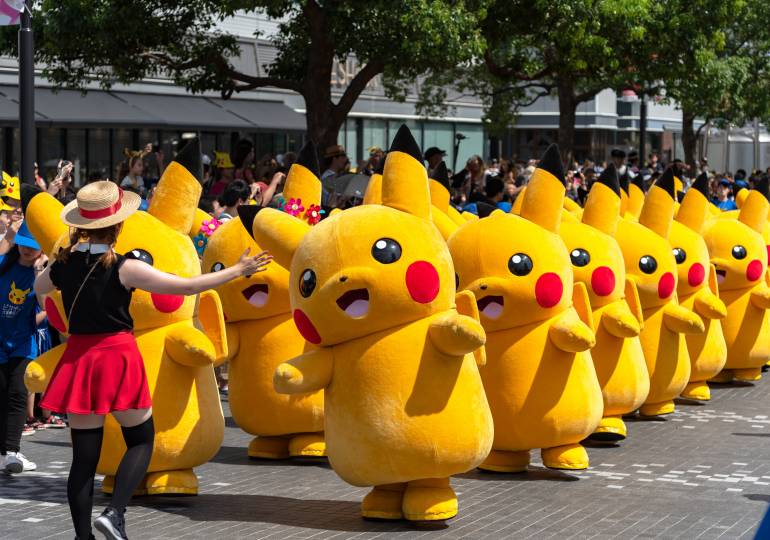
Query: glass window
38,127,64,183
454,123,484,173
160,131,181,162
200,131,219,162
362,119,387,161
344,119,356,162
422,121,454,171
88,128,111,183
112,128,133,182
66,129,86,187
11,128,19,176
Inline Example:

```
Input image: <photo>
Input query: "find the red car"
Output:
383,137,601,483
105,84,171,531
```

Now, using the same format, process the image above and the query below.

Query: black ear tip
389,124,423,163
655,168,676,199
430,161,449,189
476,201,497,218
538,143,565,182
236,205,262,239
755,176,770,202
20,184,42,214
297,141,320,178
631,174,645,191
691,172,709,197
174,138,202,182
619,172,630,194
597,163,620,196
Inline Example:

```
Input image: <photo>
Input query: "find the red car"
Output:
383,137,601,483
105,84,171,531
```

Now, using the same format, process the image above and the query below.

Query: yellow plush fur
252,126,492,522
26,142,227,495
449,145,602,472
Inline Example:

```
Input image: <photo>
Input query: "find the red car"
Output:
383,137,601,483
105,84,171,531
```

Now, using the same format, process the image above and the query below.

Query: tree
0,1,489,151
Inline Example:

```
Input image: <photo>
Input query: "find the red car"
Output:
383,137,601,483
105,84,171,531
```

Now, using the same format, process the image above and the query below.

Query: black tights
68,417,154,539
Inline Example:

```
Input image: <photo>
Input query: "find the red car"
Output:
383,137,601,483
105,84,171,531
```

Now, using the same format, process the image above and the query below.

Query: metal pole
19,0,34,184
754,118,760,171
638,96,647,170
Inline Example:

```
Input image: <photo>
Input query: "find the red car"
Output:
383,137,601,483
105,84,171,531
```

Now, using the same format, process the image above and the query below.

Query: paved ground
2,376,770,539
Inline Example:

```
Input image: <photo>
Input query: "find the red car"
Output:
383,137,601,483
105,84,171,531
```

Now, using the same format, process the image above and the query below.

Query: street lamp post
18,0,34,184
638,95,647,170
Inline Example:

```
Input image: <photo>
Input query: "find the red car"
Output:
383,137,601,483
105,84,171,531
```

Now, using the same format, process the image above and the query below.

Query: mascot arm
274,348,333,395
224,325,240,363
443,290,487,365
693,287,727,320
25,344,66,393
601,301,642,338
662,302,705,334
165,325,218,367
548,308,596,353
750,284,770,309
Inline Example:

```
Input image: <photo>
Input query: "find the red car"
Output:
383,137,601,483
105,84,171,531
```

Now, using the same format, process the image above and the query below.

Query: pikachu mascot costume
202,142,325,459
245,125,492,523
25,141,228,495
670,173,727,400
559,164,648,442
449,144,602,472
616,169,704,417
703,180,770,382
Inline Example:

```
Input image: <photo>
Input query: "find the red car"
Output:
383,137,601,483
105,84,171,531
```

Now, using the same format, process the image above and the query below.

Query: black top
49,251,134,335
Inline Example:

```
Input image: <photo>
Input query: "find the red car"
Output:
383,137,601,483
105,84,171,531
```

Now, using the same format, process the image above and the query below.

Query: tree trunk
681,107,697,170
304,93,343,155
556,78,577,167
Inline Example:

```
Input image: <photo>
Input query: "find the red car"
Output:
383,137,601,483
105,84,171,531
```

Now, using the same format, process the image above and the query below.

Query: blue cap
718,179,731,187
15,221,41,250
735,179,749,189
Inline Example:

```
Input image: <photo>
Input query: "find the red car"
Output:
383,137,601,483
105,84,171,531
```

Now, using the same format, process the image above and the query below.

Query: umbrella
333,173,371,199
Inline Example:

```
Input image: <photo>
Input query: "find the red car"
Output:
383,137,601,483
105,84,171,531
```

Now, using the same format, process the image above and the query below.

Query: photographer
47,160,77,205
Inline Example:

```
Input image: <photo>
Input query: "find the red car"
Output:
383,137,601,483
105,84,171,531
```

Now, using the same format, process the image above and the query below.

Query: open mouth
715,269,726,285
477,295,504,319
336,288,370,318
242,283,269,308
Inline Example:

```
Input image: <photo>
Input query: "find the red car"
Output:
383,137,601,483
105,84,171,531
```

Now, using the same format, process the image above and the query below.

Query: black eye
570,248,591,267
125,248,153,266
371,238,401,264
211,262,225,273
508,253,533,276
299,269,316,298
639,255,657,274
732,245,747,259
672,248,686,264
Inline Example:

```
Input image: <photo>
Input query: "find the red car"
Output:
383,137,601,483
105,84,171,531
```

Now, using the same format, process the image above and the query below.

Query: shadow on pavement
457,466,579,482
733,432,770,438
745,494,770,503
208,446,331,469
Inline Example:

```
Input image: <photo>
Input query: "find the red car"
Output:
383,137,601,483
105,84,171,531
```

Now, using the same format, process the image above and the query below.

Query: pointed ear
429,180,450,212
624,277,644,326
25,192,68,255
250,207,309,269
738,189,770,234
572,282,594,333
432,205,459,241
676,180,711,234
430,161,450,189
510,186,526,215
708,263,720,297
519,144,565,233
639,168,676,238
582,168,621,236
363,173,383,205
149,138,202,234
283,141,322,207
381,124,431,220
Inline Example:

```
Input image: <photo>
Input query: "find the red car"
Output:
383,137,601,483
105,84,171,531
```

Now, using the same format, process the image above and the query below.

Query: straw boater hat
61,181,141,229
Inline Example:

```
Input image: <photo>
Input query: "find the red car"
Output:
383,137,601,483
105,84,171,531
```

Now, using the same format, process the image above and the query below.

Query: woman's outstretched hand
236,249,273,277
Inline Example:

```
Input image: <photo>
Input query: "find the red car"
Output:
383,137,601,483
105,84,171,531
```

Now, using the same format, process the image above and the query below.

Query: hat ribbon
79,188,124,219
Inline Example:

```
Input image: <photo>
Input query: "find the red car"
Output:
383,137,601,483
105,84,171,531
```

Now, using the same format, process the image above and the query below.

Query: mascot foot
681,381,711,401
478,449,529,473
361,483,406,520
709,370,734,383
402,478,457,522
248,436,290,459
289,433,326,458
100,475,147,496
145,469,198,495
588,416,627,442
541,444,589,470
639,400,675,417
733,368,762,382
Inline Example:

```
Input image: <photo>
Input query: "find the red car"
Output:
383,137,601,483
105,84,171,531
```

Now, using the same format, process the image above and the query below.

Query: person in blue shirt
712,179,738,211
0,221,46,474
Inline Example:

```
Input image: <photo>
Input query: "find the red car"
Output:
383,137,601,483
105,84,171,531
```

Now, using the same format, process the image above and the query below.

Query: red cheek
535,272,563,308
293,309,321,344
658,272,675,299
746,259,763,282
687,263,705,287
151,293,185,313
591,266,615,297
405,261,440,304
45,296,66,334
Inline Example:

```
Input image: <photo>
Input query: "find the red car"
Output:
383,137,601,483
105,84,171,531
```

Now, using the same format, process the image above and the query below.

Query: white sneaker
5,452,36,473
0,454,6,470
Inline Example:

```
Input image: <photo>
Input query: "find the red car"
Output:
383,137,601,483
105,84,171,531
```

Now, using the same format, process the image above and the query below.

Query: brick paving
2,376,770,539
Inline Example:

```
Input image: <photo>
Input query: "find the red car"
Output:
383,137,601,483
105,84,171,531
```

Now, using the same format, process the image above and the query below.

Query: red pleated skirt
40,331,152,415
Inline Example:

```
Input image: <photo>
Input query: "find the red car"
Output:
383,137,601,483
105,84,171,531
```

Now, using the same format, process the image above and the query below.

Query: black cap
655,167,677,200
610,148,626,159
754,175,770,202
389,124,422,163
430,161,450,189
175,138,203,182
20,184,42,215
691,171,709,197
476,202,497,218
538,144,565,183
596,163,620,196
619,171,630,194
236,205,263,240
424,147,446,160
297,141,320,178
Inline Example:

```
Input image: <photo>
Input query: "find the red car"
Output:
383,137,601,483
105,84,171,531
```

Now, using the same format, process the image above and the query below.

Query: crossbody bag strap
66,261,100,326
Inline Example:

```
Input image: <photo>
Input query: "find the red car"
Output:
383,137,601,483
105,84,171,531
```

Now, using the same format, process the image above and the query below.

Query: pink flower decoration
306,204,322,225
200,218,221,237
285,198,305,217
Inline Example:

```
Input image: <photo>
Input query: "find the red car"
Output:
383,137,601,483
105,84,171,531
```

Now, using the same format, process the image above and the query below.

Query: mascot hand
549,309,596,353
25,361,46,393
273,348,333,395
601,301,641,338
693,288,727,320
663,303,705,334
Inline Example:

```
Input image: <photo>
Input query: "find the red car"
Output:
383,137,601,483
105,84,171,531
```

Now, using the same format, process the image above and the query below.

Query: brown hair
55,224,121,268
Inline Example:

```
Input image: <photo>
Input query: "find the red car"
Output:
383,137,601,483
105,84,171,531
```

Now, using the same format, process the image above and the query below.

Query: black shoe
94,507,128,540
74,535,96,540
